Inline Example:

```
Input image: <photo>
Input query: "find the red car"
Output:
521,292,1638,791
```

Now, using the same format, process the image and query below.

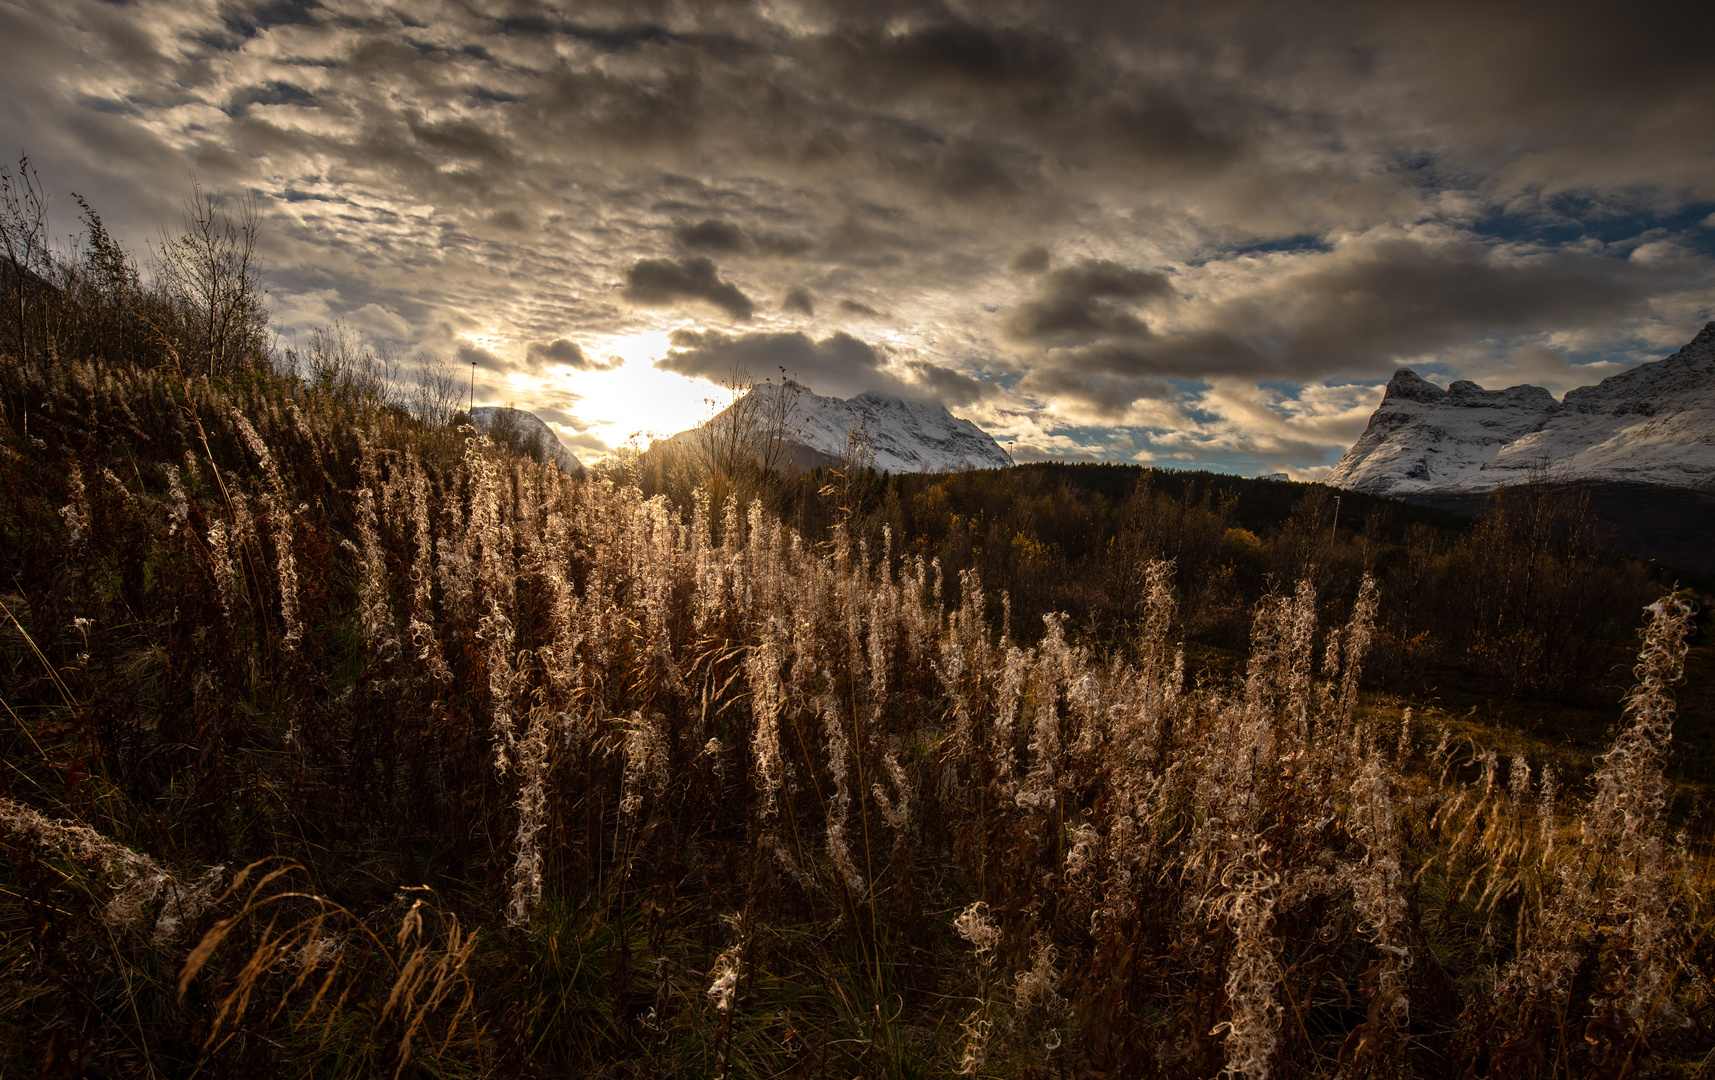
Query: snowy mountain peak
469,406,585,474
679,382,1012,473
1381,368,1448,403
1327,323,1715,496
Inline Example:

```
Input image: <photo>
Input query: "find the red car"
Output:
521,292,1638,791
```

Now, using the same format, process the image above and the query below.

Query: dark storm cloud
658,329,895,399
658,326,988,403
1380,1,1715,192
793,12,1245,199
674,218,815,257
457,343,509,373
1003,259,1175,344
6,0,1712,466
620,256,755,321
674,218,749,253
407,113,512,165
899,359,998,407
1019,355,1180,420
1018,235,1661,416
813,17,1077,105
1244,239,1651,371
1088,90,1241,173
1009,245,1051,274
526,338,618,372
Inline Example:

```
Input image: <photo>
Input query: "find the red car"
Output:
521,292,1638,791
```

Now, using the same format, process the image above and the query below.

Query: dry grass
2,351,1712,1078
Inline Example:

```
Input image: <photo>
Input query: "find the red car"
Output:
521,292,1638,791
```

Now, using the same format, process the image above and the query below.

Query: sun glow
568,331,735,455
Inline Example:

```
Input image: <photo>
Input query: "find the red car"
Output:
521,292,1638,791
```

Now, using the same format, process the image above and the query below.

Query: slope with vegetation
3,163,1714,1079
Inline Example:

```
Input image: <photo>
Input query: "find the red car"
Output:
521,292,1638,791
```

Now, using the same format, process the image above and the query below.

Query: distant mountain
672,382,1012,473
469,406,585,475
1327,322,1715,496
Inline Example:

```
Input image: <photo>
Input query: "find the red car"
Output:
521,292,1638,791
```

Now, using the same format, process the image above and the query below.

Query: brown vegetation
2,171,1712,1078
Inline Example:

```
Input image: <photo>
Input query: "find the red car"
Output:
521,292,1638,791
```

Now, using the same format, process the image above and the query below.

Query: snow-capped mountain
1327,323,1715,496
469,406,585,475
675,382,1012,473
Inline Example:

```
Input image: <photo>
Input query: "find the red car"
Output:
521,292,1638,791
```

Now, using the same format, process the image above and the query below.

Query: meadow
2,165,1712,1078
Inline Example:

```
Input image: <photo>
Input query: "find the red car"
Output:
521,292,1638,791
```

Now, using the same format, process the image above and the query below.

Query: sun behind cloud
568,331,736,455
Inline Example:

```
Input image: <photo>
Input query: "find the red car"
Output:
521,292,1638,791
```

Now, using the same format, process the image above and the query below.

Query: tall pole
469,360,476,413
1331,495,1341,536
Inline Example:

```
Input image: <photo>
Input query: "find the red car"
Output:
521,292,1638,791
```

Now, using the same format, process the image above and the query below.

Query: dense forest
4,162,1714,1079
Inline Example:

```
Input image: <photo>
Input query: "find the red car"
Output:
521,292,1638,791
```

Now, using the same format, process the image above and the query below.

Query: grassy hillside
2,350,1713,1078
3,169,1714,1077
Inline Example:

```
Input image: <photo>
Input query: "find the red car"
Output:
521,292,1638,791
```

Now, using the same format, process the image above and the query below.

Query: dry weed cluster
2,348,1713,1078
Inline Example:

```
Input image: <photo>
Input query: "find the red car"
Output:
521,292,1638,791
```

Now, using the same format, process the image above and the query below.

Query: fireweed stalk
4,342,1710,1077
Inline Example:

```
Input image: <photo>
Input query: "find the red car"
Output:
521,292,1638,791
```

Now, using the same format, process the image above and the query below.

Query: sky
3,0,1712,473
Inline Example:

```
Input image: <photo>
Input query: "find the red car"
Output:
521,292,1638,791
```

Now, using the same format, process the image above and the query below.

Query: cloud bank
0,0,1708,469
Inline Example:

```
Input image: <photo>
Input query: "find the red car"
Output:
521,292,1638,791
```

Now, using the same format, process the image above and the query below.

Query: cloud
1629,240,1694,266
813,17,1077,107
900,359,999,407
346,303,411,340
6,0,1712,466
657,329,890,398
675,218,749,253
619,256,755,320
674,218,814,257
1013,233,1669,418
657,326,1001,408
1453,344,1630,399
1172,379,1383,465
1009,245,1050,274
526,338,619,371
457,343,507,373
1002,259,1174,345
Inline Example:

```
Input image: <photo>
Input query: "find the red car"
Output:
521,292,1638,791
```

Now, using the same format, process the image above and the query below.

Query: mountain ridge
672,382,1012,473
1327,322,1715,496
469,405,585,475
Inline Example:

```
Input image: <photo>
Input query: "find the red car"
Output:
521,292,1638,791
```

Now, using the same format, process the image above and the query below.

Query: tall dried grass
2,350,1710,1077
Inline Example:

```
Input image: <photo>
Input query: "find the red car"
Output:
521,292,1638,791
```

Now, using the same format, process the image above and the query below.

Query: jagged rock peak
1382,368,1447,403
1562,320,1715,415
1327,322,1715,496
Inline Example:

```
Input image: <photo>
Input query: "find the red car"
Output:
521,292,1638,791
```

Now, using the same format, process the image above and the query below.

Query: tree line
621,388,1688,706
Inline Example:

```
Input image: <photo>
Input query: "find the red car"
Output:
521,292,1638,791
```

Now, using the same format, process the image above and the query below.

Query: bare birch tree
0,156,52,372
154,183,268,377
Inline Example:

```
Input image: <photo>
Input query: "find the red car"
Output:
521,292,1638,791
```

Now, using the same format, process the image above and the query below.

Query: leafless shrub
409,350,462,427
288,322,400,409
153,183,269,378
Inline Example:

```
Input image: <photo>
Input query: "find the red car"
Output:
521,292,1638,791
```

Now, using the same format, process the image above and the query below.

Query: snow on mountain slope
1327,323,1715,496
679,382,1012,473
469,406,585,475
